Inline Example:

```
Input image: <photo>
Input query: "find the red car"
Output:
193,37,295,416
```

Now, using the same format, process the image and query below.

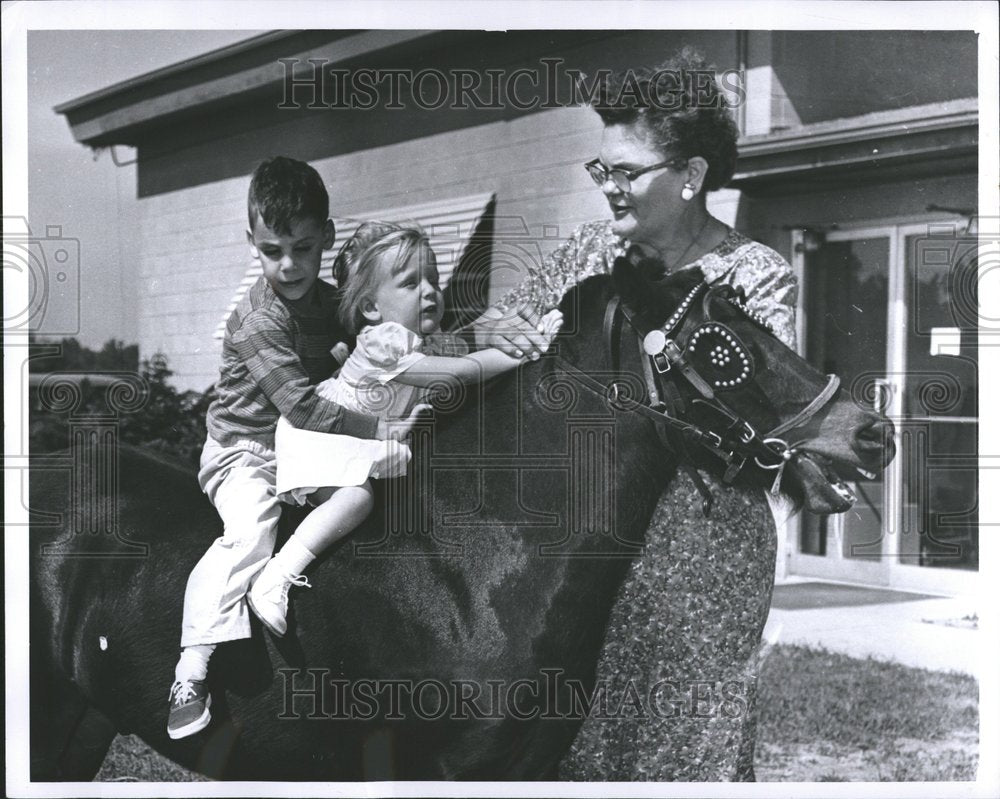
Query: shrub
29,342,211,469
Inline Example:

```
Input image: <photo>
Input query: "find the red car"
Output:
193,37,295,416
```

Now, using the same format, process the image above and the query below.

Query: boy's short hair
333,220,432,334
247,156,329,234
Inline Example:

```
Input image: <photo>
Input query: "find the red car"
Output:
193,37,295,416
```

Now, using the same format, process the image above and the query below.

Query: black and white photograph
4,1,998,796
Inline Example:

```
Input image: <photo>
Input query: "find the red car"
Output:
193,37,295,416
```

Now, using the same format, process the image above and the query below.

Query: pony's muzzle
851,415,896,469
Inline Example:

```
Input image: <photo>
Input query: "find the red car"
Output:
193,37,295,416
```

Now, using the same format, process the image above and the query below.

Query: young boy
168,156,408,739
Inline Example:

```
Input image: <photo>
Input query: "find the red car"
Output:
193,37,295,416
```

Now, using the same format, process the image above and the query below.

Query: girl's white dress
275,321,467,504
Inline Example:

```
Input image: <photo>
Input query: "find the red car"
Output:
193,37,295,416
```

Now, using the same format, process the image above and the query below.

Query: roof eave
732,98,979,192
55,29,448,149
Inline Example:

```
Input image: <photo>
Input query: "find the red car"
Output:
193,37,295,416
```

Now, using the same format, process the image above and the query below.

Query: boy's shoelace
170,679,199,705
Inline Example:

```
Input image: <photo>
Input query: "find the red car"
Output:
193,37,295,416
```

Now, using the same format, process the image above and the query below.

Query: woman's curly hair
590,48,739,191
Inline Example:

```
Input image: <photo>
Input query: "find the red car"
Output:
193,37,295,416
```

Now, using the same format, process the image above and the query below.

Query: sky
27,29,264,347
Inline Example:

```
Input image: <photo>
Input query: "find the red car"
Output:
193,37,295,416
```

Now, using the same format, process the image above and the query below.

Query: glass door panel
899,232,978,569
800,236,889,562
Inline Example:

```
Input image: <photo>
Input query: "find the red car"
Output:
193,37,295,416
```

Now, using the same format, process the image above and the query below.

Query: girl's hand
331,341,350,366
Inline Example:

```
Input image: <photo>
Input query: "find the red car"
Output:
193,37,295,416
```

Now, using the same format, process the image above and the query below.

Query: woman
481,50,797,780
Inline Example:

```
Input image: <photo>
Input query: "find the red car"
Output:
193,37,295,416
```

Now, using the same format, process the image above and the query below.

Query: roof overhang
731,98,978,195
54,29,463,148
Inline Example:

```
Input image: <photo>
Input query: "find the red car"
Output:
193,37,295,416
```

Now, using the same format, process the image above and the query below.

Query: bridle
554,280,841,515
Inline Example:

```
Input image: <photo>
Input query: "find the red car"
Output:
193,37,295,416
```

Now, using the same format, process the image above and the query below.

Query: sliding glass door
790,220,978,593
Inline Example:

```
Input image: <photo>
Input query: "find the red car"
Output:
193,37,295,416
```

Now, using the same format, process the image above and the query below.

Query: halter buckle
645,332,684,375
643,329,673,374
662,339,683,360
703,430,723,449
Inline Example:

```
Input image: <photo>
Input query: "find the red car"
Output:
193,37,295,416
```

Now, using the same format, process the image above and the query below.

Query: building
56,29,979,594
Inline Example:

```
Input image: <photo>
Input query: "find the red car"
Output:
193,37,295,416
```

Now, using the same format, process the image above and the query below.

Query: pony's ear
703,284,744,323
707,283,747,304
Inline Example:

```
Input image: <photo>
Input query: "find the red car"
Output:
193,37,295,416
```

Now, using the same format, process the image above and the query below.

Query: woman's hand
476,306,562,359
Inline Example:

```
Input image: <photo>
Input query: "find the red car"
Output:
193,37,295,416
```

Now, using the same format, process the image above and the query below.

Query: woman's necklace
665,215,713,274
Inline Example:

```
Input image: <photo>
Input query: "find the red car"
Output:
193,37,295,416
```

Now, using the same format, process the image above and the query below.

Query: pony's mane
553,273,614,345
705,285,779,339
651,265,706,293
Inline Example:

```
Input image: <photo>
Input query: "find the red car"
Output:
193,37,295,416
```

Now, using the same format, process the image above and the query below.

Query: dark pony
29,254,892,780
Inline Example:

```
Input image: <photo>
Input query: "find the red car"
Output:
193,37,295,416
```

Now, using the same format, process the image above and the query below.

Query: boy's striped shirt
206,276,377,448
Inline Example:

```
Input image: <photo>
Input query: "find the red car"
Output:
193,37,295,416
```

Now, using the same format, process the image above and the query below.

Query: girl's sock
174,643,216,683
272,536,318,576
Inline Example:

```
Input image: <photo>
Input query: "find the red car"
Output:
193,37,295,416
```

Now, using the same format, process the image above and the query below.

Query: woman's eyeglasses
584,157,687,193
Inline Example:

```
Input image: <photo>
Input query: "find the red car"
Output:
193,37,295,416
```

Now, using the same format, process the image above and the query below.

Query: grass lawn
755,644,978,781
94,644,978,783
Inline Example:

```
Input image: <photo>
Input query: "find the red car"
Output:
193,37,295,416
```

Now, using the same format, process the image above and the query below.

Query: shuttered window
213,192,494,339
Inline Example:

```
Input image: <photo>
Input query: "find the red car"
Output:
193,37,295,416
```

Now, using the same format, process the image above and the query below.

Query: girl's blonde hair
333,220,433,334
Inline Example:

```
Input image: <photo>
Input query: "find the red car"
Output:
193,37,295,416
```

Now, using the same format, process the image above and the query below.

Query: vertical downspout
736,30,748,137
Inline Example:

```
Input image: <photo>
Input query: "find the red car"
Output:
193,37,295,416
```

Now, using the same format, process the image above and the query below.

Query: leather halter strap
768,374,841,438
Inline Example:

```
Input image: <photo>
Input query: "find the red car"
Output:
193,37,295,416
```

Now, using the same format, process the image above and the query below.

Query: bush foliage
28,334,140,373
29,338,211,468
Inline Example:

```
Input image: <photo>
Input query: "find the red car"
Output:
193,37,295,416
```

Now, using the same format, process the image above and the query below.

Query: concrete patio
764,579,981,677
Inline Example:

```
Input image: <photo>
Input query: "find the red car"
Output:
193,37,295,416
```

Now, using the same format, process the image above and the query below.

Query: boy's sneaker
167,679,211,739
247,559,311,637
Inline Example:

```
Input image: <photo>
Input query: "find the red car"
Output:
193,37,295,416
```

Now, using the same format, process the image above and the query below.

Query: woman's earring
681,182,696,202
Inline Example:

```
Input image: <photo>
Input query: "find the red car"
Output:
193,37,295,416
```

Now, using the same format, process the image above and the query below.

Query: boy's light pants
181,436,281,648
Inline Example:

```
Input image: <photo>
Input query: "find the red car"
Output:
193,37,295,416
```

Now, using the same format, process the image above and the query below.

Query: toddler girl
247,221,561,635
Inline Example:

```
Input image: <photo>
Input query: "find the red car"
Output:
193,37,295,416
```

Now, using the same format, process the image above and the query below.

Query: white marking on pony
99,636,108,651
